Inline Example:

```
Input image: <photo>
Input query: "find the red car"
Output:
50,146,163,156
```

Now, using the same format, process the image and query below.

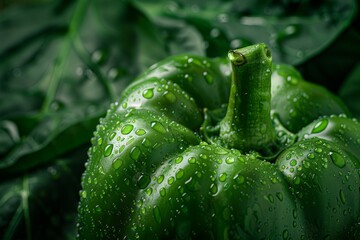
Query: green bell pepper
77,43,360,239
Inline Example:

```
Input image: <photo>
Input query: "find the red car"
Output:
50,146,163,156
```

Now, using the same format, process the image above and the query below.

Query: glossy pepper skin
77,44,360,239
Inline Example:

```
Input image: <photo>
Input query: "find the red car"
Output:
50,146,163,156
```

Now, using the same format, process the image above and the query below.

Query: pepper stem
219,43,278,155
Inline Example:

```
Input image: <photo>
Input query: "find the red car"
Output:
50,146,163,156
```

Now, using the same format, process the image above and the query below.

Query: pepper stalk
219,43,278,155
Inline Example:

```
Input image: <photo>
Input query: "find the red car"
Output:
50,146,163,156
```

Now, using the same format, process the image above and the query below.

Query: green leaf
0,0,168,176
0,107,103,178
339,62,360,117
297,25,360,93
0,146,87,240
152,17,206,56
135,0,357,65
0,120,20,156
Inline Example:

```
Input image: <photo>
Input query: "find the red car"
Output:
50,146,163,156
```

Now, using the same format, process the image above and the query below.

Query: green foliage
0,0,359,239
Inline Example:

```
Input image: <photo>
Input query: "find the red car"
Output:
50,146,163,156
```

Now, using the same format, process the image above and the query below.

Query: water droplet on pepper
80,190,87,198
234,174,245,184
135,129,146,136
188,157,196,164
121,124,134,135
160,187,166,197
137,174,151,189
175,156,183,164
151,121,166,133
153,206,162,224
112,157,123,170
226,157,235,164
176,169,184,179
290,159,297,166
210,183,218,195
330,152,346,168
164,91,177,102
142,88,154,99
219,173,227,182
130,146,141,160
339,189,346,204
104,144,113,157
311,119,328,133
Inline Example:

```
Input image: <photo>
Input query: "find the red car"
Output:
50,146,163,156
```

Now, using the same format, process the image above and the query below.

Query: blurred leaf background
0,0,359,239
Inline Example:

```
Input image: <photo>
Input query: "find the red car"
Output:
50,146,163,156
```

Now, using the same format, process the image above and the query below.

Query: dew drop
109,132,116,140
153,206,162,224
184,73,192,82
119,145,125,153
81,190,87,198
218,13,229,23
294,176,301,185
210,183,218,195
226,157,235,164
146,188,153,195
286,76,298,85
265,68,271,77
168,176,175,185
141,138,152,148
142,88,154,99
311,119,328,134
330,152,346,168
135,129,146,136
104,144,113,157
210,28,220,38
164,91,177,103
151,121,166,133
175,156,183,164
339,189,346,204
289,108,297,117
219,173,227,182
215,149,228,155
137,174,151,189
130,146,141,160
234,174,245,184
108,68,120,80
76,67,84,77
265,194,274,203
188,157,196,164
293,221,297,228
91,50,105,64
157,175,164,184
303,160,310,168
97,137,103,146
112,157,123,170
95,205,102,213
315,147,323,153
203,71,214,84
282,229,289,239
276,192,283,201
296,51,304,58
160,187,166,197
176,169,185,179
121,124,134,135
122,102,128,109
270,177,278,184
290,159,297,166
307,153,315,159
